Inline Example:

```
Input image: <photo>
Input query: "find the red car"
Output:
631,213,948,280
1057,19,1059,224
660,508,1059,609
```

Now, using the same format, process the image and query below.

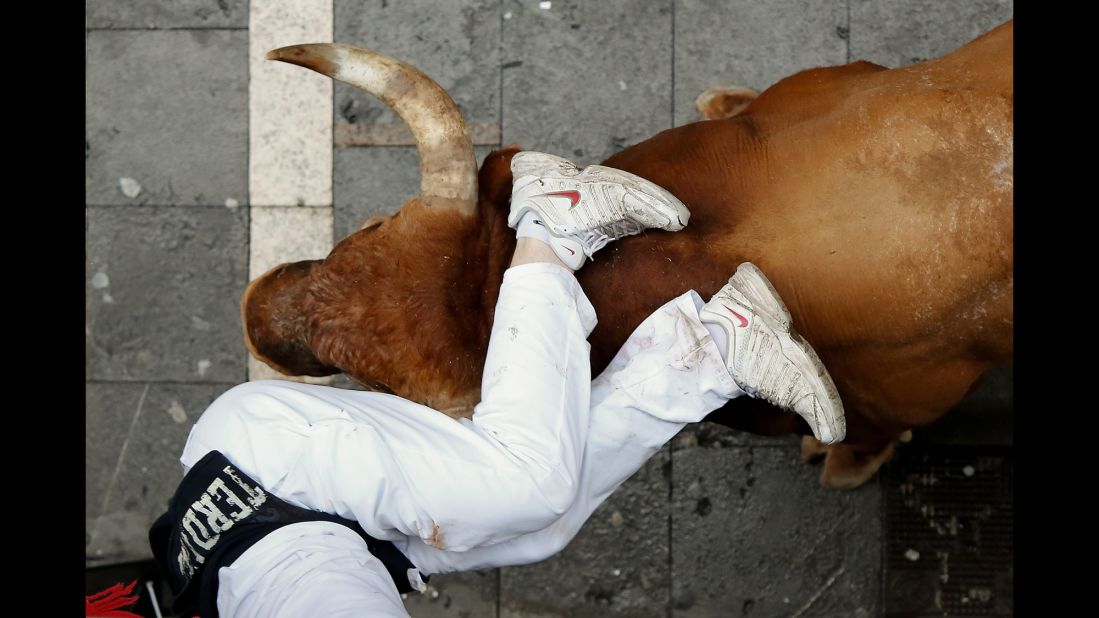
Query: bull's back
594,21,1012,438
764,20,1012,344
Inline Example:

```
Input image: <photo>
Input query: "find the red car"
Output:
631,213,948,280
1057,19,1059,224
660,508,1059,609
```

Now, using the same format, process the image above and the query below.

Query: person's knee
195,380,280,430
472,420,582,520
503,517,581,565
527,522,578,563
540,527,576,562
470,465,579,535
183,381,292,463
526,468,580,521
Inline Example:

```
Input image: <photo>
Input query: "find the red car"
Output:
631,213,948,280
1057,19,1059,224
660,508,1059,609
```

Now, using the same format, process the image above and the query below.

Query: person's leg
400,264,846,573
400,288,737,572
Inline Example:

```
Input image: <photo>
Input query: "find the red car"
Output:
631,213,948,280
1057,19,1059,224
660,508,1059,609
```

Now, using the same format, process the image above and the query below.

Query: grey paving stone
334,147,420,241
674,0,847,125
671,445,881,617
86,384,137,524
500,450,670,618
334,146,497,241
849,0,1014,68
334,0,500,141
672,420,802,450
86,381,228,565
502,0,673,166
86,205,249,383
404,569,499,618
86,30,248,207
86,0,248,30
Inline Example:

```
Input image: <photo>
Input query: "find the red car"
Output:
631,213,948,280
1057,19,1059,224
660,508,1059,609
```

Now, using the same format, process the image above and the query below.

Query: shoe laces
574,220,644,258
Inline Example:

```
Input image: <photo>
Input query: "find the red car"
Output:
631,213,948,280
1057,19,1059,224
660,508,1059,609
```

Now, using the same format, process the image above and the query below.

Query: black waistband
149,450,425,617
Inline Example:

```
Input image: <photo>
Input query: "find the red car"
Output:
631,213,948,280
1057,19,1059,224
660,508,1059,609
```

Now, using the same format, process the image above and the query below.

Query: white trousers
179,262,741,617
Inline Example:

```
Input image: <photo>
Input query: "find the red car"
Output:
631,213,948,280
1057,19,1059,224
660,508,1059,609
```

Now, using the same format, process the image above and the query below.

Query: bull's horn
268,44,477,215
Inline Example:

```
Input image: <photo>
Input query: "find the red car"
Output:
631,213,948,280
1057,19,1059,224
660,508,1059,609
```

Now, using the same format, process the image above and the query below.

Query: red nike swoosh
723,304,749,328
541,190,581,209
563,246,575,255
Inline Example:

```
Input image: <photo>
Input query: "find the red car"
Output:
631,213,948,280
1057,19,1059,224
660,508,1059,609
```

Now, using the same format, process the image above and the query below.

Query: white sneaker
509,152,690,267
699,263,846,444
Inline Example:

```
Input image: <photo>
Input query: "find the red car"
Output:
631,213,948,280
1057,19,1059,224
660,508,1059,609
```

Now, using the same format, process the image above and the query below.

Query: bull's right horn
268,44,477,216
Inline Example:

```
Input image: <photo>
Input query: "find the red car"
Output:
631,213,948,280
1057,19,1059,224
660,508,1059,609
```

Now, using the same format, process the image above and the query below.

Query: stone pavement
86,1,1013,616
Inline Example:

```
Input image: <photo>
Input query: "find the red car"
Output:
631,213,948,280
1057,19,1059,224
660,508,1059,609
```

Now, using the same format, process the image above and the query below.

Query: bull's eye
369,380,396,395
347,374,395,395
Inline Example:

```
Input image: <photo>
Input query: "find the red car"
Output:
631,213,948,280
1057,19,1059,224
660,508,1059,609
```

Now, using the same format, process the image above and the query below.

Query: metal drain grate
882,447,1013,617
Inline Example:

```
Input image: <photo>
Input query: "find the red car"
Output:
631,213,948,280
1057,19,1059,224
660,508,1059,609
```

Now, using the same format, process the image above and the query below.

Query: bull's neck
601,117,768,213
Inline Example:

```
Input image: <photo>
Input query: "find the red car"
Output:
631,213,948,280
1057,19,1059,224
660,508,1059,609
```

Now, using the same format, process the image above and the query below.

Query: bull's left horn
267,44,477,215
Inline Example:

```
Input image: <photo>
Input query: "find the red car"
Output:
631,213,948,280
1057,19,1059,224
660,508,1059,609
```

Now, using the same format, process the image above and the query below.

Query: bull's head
243,44,520,415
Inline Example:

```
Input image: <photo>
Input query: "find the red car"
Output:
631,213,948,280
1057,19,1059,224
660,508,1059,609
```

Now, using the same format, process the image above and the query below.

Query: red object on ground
85,579,143,617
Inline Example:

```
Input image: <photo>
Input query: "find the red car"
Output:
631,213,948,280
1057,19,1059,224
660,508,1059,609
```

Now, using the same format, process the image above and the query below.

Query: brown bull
243,21,1013,489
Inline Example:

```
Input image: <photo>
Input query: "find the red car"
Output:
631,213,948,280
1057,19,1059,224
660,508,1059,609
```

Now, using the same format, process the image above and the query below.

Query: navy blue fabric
149,450,424,617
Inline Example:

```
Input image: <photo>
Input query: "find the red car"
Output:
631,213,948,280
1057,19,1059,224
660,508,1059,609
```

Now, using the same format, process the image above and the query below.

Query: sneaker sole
723,262,845,443
511,151,578,180
579,164,691,231
776,329,846,444
510,152,691,232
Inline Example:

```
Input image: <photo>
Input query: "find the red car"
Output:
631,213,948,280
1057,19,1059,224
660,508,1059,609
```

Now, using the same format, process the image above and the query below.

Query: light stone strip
250,0,333,207
248,0,334,383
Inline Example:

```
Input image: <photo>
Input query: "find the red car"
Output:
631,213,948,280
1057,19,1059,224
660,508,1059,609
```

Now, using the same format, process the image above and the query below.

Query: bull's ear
241,260,340,377
478,145,523,208
359,214,389,231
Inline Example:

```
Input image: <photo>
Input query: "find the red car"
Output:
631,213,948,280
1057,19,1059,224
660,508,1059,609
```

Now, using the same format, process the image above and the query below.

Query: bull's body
585,21,1012,484
247,21,1012,488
